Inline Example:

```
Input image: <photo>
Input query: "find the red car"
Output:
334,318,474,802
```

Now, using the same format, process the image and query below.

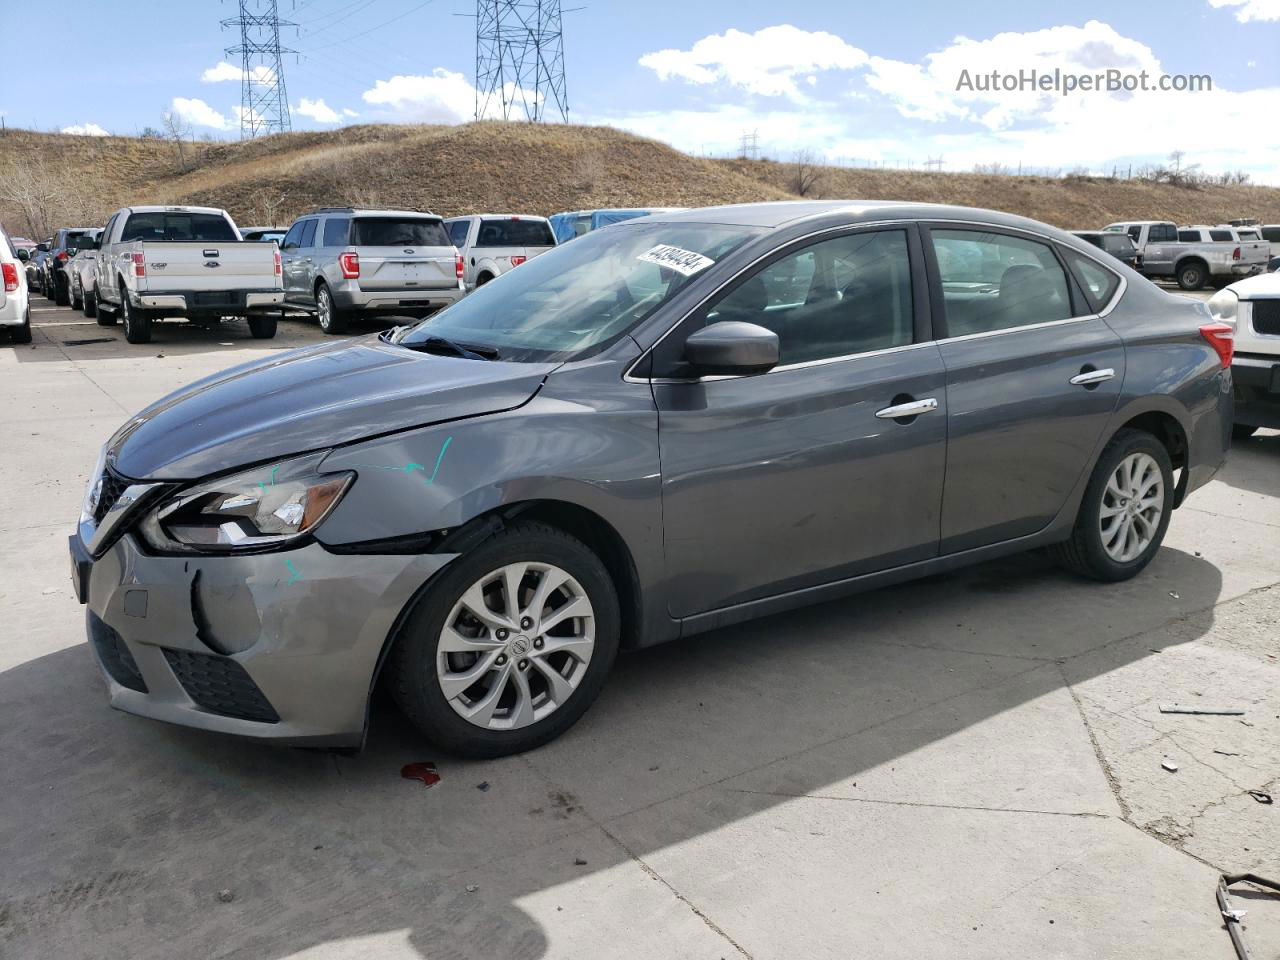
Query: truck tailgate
139,242,279,292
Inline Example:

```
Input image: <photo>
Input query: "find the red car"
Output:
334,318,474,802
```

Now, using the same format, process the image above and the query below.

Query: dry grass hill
3,121,1278,239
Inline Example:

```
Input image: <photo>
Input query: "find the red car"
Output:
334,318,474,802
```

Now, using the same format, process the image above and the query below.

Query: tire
247,314,277,339
388,521,621,758
315,283,349,335
84,289,99,319
54,275,70,306
1050,428,1175,582
120,296,152,344
476,272,494,287
10,310,32,345
1232,424,1258,441
1176,261,1208,291
71,286,83,310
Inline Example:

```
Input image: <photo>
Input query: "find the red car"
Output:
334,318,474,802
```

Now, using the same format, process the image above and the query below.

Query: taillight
55,251,68,262
1200,322,1234,368
338,251,360,279
273,249,282,277
131,252,145,277
455,253,464,279
509,256,527,268
2,262,18,292
1232,247,1241,261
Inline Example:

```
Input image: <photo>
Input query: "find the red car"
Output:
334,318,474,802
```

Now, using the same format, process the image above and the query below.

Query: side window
1210,229,1233,242
1262,227,1280,243
1126,226,1142,242
1150,224,1178,243
1062,249,1121,313
280,221,304,250
299,219,318,248
447,220,470,248
322,217,350,247
703,230,913,367
1178,230,1199,243
931,229,1073,337
101,215,117,244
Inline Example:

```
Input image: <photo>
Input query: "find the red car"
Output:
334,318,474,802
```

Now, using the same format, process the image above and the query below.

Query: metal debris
217,889,235,903
465,884,478,893
573,857,588,866
1214,750,1242,757
1247,790,1273,805
1217,873,1280,960
1162,760,1180,773
1159,704,1245,716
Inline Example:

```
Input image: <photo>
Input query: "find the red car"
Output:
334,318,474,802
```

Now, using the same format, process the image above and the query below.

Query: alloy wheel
1099,451,1164,563
437,562,596,730
317,288,331,331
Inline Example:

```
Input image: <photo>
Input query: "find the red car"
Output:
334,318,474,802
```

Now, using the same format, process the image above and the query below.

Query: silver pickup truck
93,205,284,344
1104,220,1268,290
444,214,556,291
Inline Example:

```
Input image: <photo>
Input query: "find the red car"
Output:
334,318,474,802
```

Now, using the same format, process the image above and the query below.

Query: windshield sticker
636,244,715,277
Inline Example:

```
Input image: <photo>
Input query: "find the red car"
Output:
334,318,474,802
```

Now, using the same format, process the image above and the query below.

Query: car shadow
1216,429,1280,499
0,541,1227,959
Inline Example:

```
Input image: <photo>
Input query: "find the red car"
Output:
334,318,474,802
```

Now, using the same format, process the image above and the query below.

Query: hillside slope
2,122,1278,237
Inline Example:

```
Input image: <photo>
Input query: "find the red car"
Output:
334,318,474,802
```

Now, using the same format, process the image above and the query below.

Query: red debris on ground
401,762,441,787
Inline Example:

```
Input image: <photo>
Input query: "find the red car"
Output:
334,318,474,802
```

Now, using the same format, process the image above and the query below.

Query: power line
300,0,435,52
474,0,569,123
222,0,296,137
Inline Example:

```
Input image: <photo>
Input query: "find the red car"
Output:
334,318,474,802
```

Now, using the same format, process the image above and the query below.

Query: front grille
162,648,280,723
88,612,148,693
93,468,131,523
1253,300,1280,336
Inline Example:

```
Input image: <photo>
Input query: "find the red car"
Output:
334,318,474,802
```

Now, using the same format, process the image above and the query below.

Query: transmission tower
221,0,295,138
474,0,569,123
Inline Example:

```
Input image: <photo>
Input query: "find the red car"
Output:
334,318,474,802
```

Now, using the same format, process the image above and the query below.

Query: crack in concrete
721,787,1111,820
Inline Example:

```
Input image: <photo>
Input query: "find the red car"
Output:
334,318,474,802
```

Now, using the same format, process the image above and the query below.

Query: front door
652,227,947,618
925,225,1126,553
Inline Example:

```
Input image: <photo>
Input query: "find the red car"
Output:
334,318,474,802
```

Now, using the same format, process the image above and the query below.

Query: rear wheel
476,272,495,287
1177,261,1208,291
84,288,99,319
120,297,152,344
388,521,620,757
1050,428,1174,581
53,275,70,306
315,283,349,335
10,310,32,345
247,314,277,339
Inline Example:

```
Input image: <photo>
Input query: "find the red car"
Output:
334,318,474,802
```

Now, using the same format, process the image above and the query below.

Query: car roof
307,209,440,219
124,205,227,216
447,214,551,222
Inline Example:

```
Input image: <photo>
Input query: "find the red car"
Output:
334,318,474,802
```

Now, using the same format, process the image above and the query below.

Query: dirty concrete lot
2,296,1278,960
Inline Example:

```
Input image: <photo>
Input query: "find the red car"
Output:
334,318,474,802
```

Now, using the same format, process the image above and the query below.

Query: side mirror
17,249,29,262
684,321,779,376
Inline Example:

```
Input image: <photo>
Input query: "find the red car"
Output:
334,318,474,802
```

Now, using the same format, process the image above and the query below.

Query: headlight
1206,288,1239,325
80,443,107,525
140,452,353,553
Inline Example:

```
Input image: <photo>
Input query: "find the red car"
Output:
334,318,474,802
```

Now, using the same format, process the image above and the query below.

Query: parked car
1207,272,1280,438
66,233,103,315
92,205,284,343
280,208,464,334
1,225,32,344
548,207,686,244
29,240,53,295
43,227,102,306
1257,224,1280,258
240,226,287,245
70,201,1233,757
1103,220,1268,290
1071,230,1140,269
444,214,556,291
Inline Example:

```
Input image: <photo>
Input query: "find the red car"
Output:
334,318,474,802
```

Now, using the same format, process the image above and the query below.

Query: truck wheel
84,289,99,319
1177,261,1207,291
248,314,277,339
476,272,495,287
121,298,152,344
315,283,349,335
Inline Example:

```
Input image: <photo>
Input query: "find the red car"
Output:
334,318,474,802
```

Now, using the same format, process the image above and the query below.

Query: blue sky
4,0,1279,180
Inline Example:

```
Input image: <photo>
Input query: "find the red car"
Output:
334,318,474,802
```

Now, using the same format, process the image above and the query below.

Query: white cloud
342,108,360,118
639,25,868,99
172,97,232,131
296,97,342,124
362,68,538,122
1208,0,1280,20
201,60,277,84
61,123,109,136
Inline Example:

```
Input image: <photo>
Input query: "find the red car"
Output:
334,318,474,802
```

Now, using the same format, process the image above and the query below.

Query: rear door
924,225,1125,554
1142,223,1178,275
653,226,947,617
352,216,457,290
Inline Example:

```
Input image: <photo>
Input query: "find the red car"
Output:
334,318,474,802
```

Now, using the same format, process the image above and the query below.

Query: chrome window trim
623,216,1127,384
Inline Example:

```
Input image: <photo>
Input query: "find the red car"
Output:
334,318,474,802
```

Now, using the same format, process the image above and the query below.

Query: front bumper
72,531,455,746
135,288,284,316
1232,354,1280,429
332,282,464,314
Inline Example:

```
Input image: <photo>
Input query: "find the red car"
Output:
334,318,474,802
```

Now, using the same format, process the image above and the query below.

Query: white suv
1,225,32,344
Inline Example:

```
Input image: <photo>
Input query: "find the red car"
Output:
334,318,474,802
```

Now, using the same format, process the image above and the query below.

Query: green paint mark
269,465,280,486
284,558,301,584
348,437,453,488
427,436,453,484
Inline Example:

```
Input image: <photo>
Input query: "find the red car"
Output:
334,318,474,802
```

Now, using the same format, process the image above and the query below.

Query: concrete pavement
2,296,1278,959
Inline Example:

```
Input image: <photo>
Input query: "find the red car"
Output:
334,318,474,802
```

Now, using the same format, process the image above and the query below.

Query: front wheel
71,286,83,310
387,522,621,757
84,288,99,319
121,297,152,344
1050,428,1174,581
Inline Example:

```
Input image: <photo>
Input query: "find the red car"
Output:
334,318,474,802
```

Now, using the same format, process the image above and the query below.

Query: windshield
398,221,758,362
352,217,450,247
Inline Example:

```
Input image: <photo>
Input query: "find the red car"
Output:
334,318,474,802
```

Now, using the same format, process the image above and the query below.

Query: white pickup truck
92,205,284,344
1208,272,1280,438
1103,220,1269,291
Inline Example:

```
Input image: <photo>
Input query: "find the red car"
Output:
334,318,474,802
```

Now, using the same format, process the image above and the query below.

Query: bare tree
161,110,193,172
790,149,823,197
0,158,62,238
248,189,290,227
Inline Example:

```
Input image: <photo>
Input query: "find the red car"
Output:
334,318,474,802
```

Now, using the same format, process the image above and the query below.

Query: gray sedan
70,201,1233,757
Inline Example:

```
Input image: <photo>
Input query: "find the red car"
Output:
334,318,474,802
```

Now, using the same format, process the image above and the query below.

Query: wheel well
1177,256,1208,274
1115,411,1189,505
476,271,494,284
314,276,328,294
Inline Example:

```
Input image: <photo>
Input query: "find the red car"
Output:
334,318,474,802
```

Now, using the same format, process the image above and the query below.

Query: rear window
1210,230,1233,242
475,219,555,247
1149,224,1177,243
121,212,238,243
1100,235,1136,253
352,217,449,247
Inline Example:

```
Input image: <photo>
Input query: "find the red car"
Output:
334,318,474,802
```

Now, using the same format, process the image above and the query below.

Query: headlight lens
140,452,353,552
80,443,107,525
1206,288,1239,325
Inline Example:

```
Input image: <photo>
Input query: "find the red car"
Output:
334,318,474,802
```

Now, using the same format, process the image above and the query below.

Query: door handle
1070,368,1115,386
875,397,938,420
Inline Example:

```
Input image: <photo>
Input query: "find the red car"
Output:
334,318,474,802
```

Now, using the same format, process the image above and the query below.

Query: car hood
109,336,556,480
1228,271,1280,299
